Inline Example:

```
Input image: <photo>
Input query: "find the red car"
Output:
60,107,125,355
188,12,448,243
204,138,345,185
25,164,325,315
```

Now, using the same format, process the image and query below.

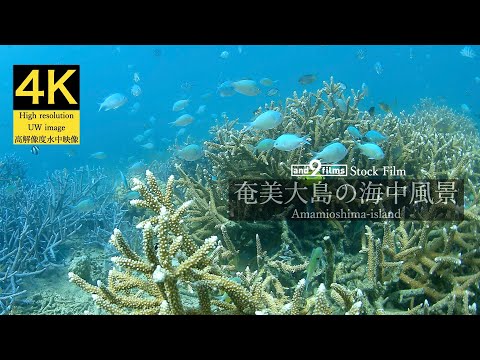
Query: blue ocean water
0,45,478,178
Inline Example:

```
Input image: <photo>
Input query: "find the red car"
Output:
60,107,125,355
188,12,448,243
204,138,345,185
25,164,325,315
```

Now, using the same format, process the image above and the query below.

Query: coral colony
67,79,480,315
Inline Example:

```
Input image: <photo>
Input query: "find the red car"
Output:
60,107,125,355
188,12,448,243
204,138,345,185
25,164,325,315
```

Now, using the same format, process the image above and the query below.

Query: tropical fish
336,98,347,113
232,80,261,96
129,161,146,172
119,170,128,189
217,81,236,97
143,129,154,138
355,141,385,160
133,134,145,143
305,247,325,292
172,99,190,112
237,46,243,54
131,84,142,97
378,102,392,113
273,134,310,151
124,191,140,200
170,114,194,127
368,106,375,117
133,72,140,83
475,76,480,85
98,93,128,111
259,78,278,87
347,126,363,140
253,138,275,153
267,88,279,97
311,142,348,164
364,130,387,143
73,198,96,213
196,105,207,115
220,51,229,59
31,145,39,155
90,152,107,159
298,74,317,85
176,144,204,161
374,62,383,75
176,128,186,137
245,110,283,131
338,83,347,91
141,142,155,150
3,183,18,196
201,92,213,100
129,102,140,114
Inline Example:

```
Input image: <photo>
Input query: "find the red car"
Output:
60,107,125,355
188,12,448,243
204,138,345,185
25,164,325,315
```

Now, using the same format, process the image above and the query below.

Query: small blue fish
119,170,128,189
176,144,204,161
98,93,128,112
305,247,325,293
246,110,283,131
347,126,363,140
253,138,275,153
273,134,310,151
129,161,146,173
355,141,385,160
124,191,140,200
364,130,387,143
336,98,347,113
31,145,39,155
311,142,348,164
73,198,96,213
217,81,236,97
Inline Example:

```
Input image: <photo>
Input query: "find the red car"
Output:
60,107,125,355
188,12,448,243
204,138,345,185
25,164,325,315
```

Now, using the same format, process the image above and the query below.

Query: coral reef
0,165,133,314
70,79,480,315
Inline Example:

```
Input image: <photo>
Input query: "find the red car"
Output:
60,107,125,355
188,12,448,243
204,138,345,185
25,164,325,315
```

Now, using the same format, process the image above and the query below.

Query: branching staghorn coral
357,219,479,314
69,170,368,315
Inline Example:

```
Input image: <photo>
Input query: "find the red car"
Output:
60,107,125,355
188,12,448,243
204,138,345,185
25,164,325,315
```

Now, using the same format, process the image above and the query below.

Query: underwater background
0,45,479,315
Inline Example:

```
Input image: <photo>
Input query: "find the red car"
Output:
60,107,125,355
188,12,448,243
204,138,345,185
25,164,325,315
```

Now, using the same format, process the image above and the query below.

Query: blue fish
119,170,128,189
124,191,140,200
347,126,363,140
364,130,387,144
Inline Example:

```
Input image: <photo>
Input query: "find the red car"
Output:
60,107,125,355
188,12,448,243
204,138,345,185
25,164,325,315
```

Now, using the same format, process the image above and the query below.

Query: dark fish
368,107,375,117
267,88,279,97
379,102,392,113
31,145,39,155
298,74,317,85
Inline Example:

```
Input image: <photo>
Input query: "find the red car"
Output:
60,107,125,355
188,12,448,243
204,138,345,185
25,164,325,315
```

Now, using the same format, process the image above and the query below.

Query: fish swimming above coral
274,134,310,151
232,80,261,96
298,74,317,85
170,114,194,127
253,138,276,154
311,142,348,163
259,78,278,87
347,126,363,140
305,247,325,293
354,141,384,160
217,81,236,97
98,93,128,111
172,99,190,112
175,144,204,161
244,110,283,131
73,198,96,213
90,151,107,159
364,130,387,143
